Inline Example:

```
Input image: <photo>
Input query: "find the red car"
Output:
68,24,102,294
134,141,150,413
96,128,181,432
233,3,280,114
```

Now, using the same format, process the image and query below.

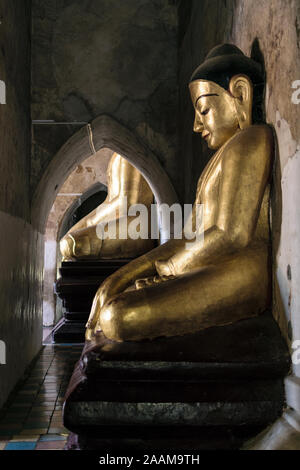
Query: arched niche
43,181,108,328
31,115,178,234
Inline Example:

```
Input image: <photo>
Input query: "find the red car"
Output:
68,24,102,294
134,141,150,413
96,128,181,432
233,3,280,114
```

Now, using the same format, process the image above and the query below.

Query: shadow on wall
251,38,287,343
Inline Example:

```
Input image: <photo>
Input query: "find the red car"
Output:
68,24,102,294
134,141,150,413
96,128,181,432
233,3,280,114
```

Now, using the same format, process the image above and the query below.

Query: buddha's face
189,80,240,150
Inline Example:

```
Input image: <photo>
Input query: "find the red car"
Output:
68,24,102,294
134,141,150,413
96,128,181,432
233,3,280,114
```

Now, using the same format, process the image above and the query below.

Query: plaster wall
0,213,43,407
0,1,43,408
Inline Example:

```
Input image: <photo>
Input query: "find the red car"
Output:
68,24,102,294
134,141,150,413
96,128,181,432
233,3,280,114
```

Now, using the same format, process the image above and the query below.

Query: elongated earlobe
229,75,253,129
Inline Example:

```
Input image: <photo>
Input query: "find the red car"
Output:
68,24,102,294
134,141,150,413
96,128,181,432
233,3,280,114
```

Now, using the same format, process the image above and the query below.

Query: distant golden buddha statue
85,44,274,342
60,153,155,260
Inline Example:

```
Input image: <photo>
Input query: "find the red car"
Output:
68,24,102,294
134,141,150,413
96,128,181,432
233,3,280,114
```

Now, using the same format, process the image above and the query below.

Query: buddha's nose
193,116,203,133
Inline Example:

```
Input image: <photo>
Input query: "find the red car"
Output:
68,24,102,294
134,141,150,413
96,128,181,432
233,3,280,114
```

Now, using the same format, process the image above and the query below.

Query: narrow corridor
0,345,82,450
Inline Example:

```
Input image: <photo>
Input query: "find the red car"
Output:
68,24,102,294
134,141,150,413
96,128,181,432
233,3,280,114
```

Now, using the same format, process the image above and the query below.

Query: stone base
63,312,290,450
53,259,132,343
65,426,265,451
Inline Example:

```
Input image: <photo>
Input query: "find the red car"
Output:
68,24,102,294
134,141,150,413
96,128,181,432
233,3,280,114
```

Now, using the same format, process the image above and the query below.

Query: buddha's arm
61,196,121,234
119,158,151,203
157,126,273,276
63,161,151,235
100,238,183,304
92,168,153,226
83,154,137,226
84,196,128,226
85,237,184,333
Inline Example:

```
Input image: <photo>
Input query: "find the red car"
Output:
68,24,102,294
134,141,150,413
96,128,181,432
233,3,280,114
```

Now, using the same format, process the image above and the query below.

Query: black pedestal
53,259,132,343
63,312,290,450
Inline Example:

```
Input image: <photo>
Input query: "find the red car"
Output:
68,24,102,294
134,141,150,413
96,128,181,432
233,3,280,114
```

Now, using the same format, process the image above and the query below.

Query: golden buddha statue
60,152,155,260
85,44,274,342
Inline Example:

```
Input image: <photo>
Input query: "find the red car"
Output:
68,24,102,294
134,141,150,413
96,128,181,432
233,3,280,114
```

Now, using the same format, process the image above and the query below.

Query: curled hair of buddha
190,44,265,124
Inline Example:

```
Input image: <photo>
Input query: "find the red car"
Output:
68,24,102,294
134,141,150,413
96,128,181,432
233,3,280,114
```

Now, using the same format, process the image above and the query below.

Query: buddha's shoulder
223,124,274,159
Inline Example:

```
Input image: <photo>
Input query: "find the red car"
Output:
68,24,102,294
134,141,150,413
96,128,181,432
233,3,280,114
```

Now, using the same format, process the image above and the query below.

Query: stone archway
31,114,178,234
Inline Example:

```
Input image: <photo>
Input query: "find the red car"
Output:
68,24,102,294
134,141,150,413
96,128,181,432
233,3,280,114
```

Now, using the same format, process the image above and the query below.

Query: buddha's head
189,44,264,149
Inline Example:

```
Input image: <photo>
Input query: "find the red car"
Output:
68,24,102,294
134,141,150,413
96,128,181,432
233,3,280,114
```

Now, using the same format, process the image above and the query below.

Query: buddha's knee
61,231,93,259
99,297,137,342
60,235,74,260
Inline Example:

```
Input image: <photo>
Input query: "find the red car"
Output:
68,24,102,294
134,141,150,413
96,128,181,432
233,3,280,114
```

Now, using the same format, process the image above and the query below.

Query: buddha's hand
135,274,176,290
60,231,92,260
60,235,75,261
155,258,176,277
61,227,103,261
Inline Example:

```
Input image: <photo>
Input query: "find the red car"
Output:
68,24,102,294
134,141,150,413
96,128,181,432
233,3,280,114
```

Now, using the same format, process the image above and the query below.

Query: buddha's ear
229,74,253,129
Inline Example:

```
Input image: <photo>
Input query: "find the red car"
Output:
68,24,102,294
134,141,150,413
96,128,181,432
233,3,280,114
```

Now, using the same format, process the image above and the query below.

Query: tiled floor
0,344,82,450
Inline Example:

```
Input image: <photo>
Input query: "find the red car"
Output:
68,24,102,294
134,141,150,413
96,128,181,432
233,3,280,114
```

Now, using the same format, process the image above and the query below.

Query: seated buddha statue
85,44,274,342
60,152,156,260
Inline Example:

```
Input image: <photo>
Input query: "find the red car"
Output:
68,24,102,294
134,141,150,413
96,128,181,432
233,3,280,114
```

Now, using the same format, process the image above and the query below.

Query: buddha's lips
202,132,210,140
